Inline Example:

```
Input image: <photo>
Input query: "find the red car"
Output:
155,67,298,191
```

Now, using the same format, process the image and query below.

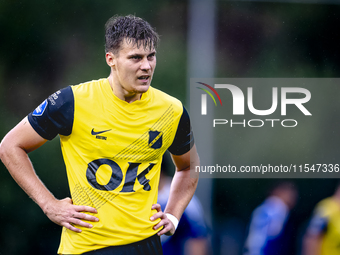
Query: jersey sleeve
27,86,74,140
306,207,329,236
168,106,194,155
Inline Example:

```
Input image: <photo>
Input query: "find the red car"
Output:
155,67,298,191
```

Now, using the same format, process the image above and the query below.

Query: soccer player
303,183,340,255
244,182,297,255
0,15,199,255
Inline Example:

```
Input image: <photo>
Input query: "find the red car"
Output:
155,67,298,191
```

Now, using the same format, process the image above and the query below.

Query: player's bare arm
0,117,99,233
151,145,200,235
303,232,323,255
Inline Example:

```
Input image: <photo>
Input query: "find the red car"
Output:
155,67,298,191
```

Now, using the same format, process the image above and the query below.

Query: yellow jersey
307,197,340,255
28,78,193,254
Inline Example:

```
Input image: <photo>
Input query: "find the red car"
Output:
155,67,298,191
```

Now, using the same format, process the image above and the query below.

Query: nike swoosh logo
91,128,112,135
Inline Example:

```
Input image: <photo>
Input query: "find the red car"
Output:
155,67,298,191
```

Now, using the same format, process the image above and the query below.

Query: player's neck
107,75,142,103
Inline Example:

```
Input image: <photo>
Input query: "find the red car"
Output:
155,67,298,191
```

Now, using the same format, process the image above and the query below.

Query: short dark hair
105,15,160,54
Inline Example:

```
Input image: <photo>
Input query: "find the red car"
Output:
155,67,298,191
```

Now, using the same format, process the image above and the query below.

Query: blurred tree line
0,0,340,254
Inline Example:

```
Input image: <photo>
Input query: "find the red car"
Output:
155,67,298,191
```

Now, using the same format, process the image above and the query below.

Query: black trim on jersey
168,106,194,156
28,86,74,140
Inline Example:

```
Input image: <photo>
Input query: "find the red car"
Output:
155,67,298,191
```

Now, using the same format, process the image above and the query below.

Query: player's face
111,39,156,100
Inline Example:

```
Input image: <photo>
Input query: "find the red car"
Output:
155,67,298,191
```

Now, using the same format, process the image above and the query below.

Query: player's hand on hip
150,203,175,236
43,197,99,233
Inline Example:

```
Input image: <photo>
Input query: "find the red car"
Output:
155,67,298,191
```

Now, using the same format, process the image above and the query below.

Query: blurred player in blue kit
244,182,297,255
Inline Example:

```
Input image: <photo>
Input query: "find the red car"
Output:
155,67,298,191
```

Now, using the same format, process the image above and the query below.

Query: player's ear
105,52,116,68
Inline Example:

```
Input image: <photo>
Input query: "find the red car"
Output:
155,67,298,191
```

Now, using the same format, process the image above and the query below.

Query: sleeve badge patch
32,99,48,116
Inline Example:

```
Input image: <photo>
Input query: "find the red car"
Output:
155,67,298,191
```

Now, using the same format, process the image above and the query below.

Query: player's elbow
0,138,7,162
0,135,16,163
0,136,10,160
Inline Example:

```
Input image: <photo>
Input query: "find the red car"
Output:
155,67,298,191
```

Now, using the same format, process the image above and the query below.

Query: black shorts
81,234,163,255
